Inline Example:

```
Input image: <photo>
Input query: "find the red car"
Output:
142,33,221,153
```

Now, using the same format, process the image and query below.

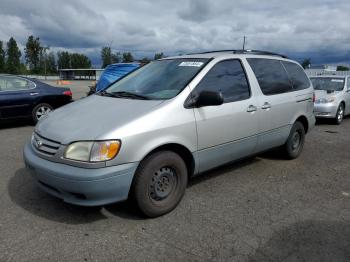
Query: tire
32,103,53,124
334,103,345,125
282,121,305,159
132,151,188,217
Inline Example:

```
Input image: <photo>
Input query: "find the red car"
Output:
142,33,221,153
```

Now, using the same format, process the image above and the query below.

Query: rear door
0,76,38,119
191,59,259,172
247,58,309,152
346,77,350,115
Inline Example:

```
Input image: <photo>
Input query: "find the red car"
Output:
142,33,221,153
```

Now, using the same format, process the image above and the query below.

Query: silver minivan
310,75,350,124
24,50,315,217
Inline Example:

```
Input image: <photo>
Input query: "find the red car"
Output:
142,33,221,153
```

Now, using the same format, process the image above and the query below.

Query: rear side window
195,59,250,103
282,61,310,90
247,58,292,95
348,77,350,89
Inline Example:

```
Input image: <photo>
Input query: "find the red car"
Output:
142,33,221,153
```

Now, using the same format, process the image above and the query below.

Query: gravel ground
0,85,349,261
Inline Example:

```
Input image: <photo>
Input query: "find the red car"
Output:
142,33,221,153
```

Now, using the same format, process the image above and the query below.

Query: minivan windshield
311,77,345,91
104,58,209,100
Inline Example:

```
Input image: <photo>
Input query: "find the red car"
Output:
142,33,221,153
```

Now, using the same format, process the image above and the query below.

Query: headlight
316,97,335,103
64,140,121,162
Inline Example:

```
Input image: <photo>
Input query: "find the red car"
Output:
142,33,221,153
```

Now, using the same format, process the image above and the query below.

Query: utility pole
243,36,246,50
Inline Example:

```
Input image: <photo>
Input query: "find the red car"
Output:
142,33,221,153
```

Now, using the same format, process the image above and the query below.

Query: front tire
32,103,53,124
334,104,344,125
132,151,188,217
282,121,305,159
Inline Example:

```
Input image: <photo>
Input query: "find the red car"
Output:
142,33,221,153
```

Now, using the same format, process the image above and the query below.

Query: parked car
0,75,72,123
23,50,315,217
310,75,350,124
88,63,141,95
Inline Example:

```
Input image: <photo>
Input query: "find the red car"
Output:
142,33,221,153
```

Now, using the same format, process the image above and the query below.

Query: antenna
243,36,246,50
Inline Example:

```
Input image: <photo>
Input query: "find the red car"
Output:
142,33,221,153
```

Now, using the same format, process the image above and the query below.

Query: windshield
311,77,345,91
105,58,208,100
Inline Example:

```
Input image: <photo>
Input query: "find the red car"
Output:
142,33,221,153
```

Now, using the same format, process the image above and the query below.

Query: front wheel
32,103,53,124
282,121,305,159
334,104,344,125
132,151,188,217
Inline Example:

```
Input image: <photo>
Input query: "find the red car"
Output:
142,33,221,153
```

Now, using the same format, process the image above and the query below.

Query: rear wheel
32,103,53,124
282,121,305,159
132,151,188,217
334,103,344,125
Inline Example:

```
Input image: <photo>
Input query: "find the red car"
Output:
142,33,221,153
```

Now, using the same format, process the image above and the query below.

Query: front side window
105,59,208,100
282,61,310,90
247,58,293,95
0,76,35,91
310,77,345,91
194,59,250,103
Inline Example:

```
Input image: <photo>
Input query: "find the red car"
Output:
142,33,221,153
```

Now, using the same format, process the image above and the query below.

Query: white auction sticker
331,79,344,83
179,61,204,67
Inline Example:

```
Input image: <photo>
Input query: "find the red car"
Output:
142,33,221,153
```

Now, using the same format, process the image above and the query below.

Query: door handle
261,102,271,110
30,92,39,96
247,105,257,113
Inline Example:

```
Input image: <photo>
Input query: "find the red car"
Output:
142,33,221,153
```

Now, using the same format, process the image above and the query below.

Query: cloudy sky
0,0,349,66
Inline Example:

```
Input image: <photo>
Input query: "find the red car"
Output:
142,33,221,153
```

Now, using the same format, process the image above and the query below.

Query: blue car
0,75,72,123
89,63,141,95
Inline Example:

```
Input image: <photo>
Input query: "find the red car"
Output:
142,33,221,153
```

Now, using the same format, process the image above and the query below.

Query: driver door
191,59,259,172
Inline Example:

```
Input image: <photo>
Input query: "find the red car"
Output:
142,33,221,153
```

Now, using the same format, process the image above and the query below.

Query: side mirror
193,90,224,108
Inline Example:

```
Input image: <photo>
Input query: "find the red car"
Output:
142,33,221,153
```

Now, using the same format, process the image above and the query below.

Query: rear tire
282,121,305,159
334,103,344,125
132,151,188,218
32,103,53,124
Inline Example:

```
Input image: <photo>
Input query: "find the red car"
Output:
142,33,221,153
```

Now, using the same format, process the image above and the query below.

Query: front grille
32,132,61,156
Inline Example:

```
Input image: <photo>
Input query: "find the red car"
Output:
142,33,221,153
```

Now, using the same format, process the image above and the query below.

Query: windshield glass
105,58,208,100
311,77,345,91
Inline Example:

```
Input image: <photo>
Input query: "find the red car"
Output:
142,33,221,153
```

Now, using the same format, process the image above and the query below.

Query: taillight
312,93,316,102
63,90,72,97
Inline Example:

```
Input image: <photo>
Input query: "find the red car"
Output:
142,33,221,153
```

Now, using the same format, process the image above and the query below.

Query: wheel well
143,144,195,177
296,116,309,133
340,101,345,109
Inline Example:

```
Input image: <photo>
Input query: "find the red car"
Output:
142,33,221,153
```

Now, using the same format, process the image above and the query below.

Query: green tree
101,47,122,68
301,58,311,69
46,52,57,73
154,52,164,60
57,51,71,69
6,37,21,74
70,53,91,68
0,41,5,73
122,52,134,62
336,65,349,71
140,57,150,64
25,35,42,73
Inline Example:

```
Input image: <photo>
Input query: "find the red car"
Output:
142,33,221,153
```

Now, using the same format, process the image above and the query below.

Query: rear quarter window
282,61,310,90
247,58,293,95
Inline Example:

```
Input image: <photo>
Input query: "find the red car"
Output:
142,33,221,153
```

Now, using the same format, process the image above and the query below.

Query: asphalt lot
0,82,349,261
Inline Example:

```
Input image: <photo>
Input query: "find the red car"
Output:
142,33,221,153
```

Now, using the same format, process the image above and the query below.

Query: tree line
100,46,164,68
0,36,91,75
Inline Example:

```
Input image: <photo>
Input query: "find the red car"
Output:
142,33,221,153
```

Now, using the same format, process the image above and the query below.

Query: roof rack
187,49,288,59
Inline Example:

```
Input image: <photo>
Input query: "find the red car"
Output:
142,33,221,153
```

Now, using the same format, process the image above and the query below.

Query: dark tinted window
247,58,292,95
282,61,310,90
195,60,250,103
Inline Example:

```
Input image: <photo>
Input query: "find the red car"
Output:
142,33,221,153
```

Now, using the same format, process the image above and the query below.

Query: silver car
24,50,315,217
311,75,350,124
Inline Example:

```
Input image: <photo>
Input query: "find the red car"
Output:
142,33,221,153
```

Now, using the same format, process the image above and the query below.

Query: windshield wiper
111,91,150,100
97,90,118,97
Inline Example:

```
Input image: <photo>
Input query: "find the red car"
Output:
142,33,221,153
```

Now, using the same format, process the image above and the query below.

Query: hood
35,95,164,144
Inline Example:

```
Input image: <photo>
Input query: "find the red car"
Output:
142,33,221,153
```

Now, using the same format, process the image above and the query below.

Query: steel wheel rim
291,131,301,150
149,167,178,202
36,106,51,120
337,106,344,122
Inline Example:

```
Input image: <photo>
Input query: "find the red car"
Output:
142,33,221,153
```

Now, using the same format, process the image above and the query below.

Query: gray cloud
0,0,349,65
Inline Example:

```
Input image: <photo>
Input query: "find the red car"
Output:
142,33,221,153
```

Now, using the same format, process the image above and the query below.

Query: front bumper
314,103,338,118
23,142,138,206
